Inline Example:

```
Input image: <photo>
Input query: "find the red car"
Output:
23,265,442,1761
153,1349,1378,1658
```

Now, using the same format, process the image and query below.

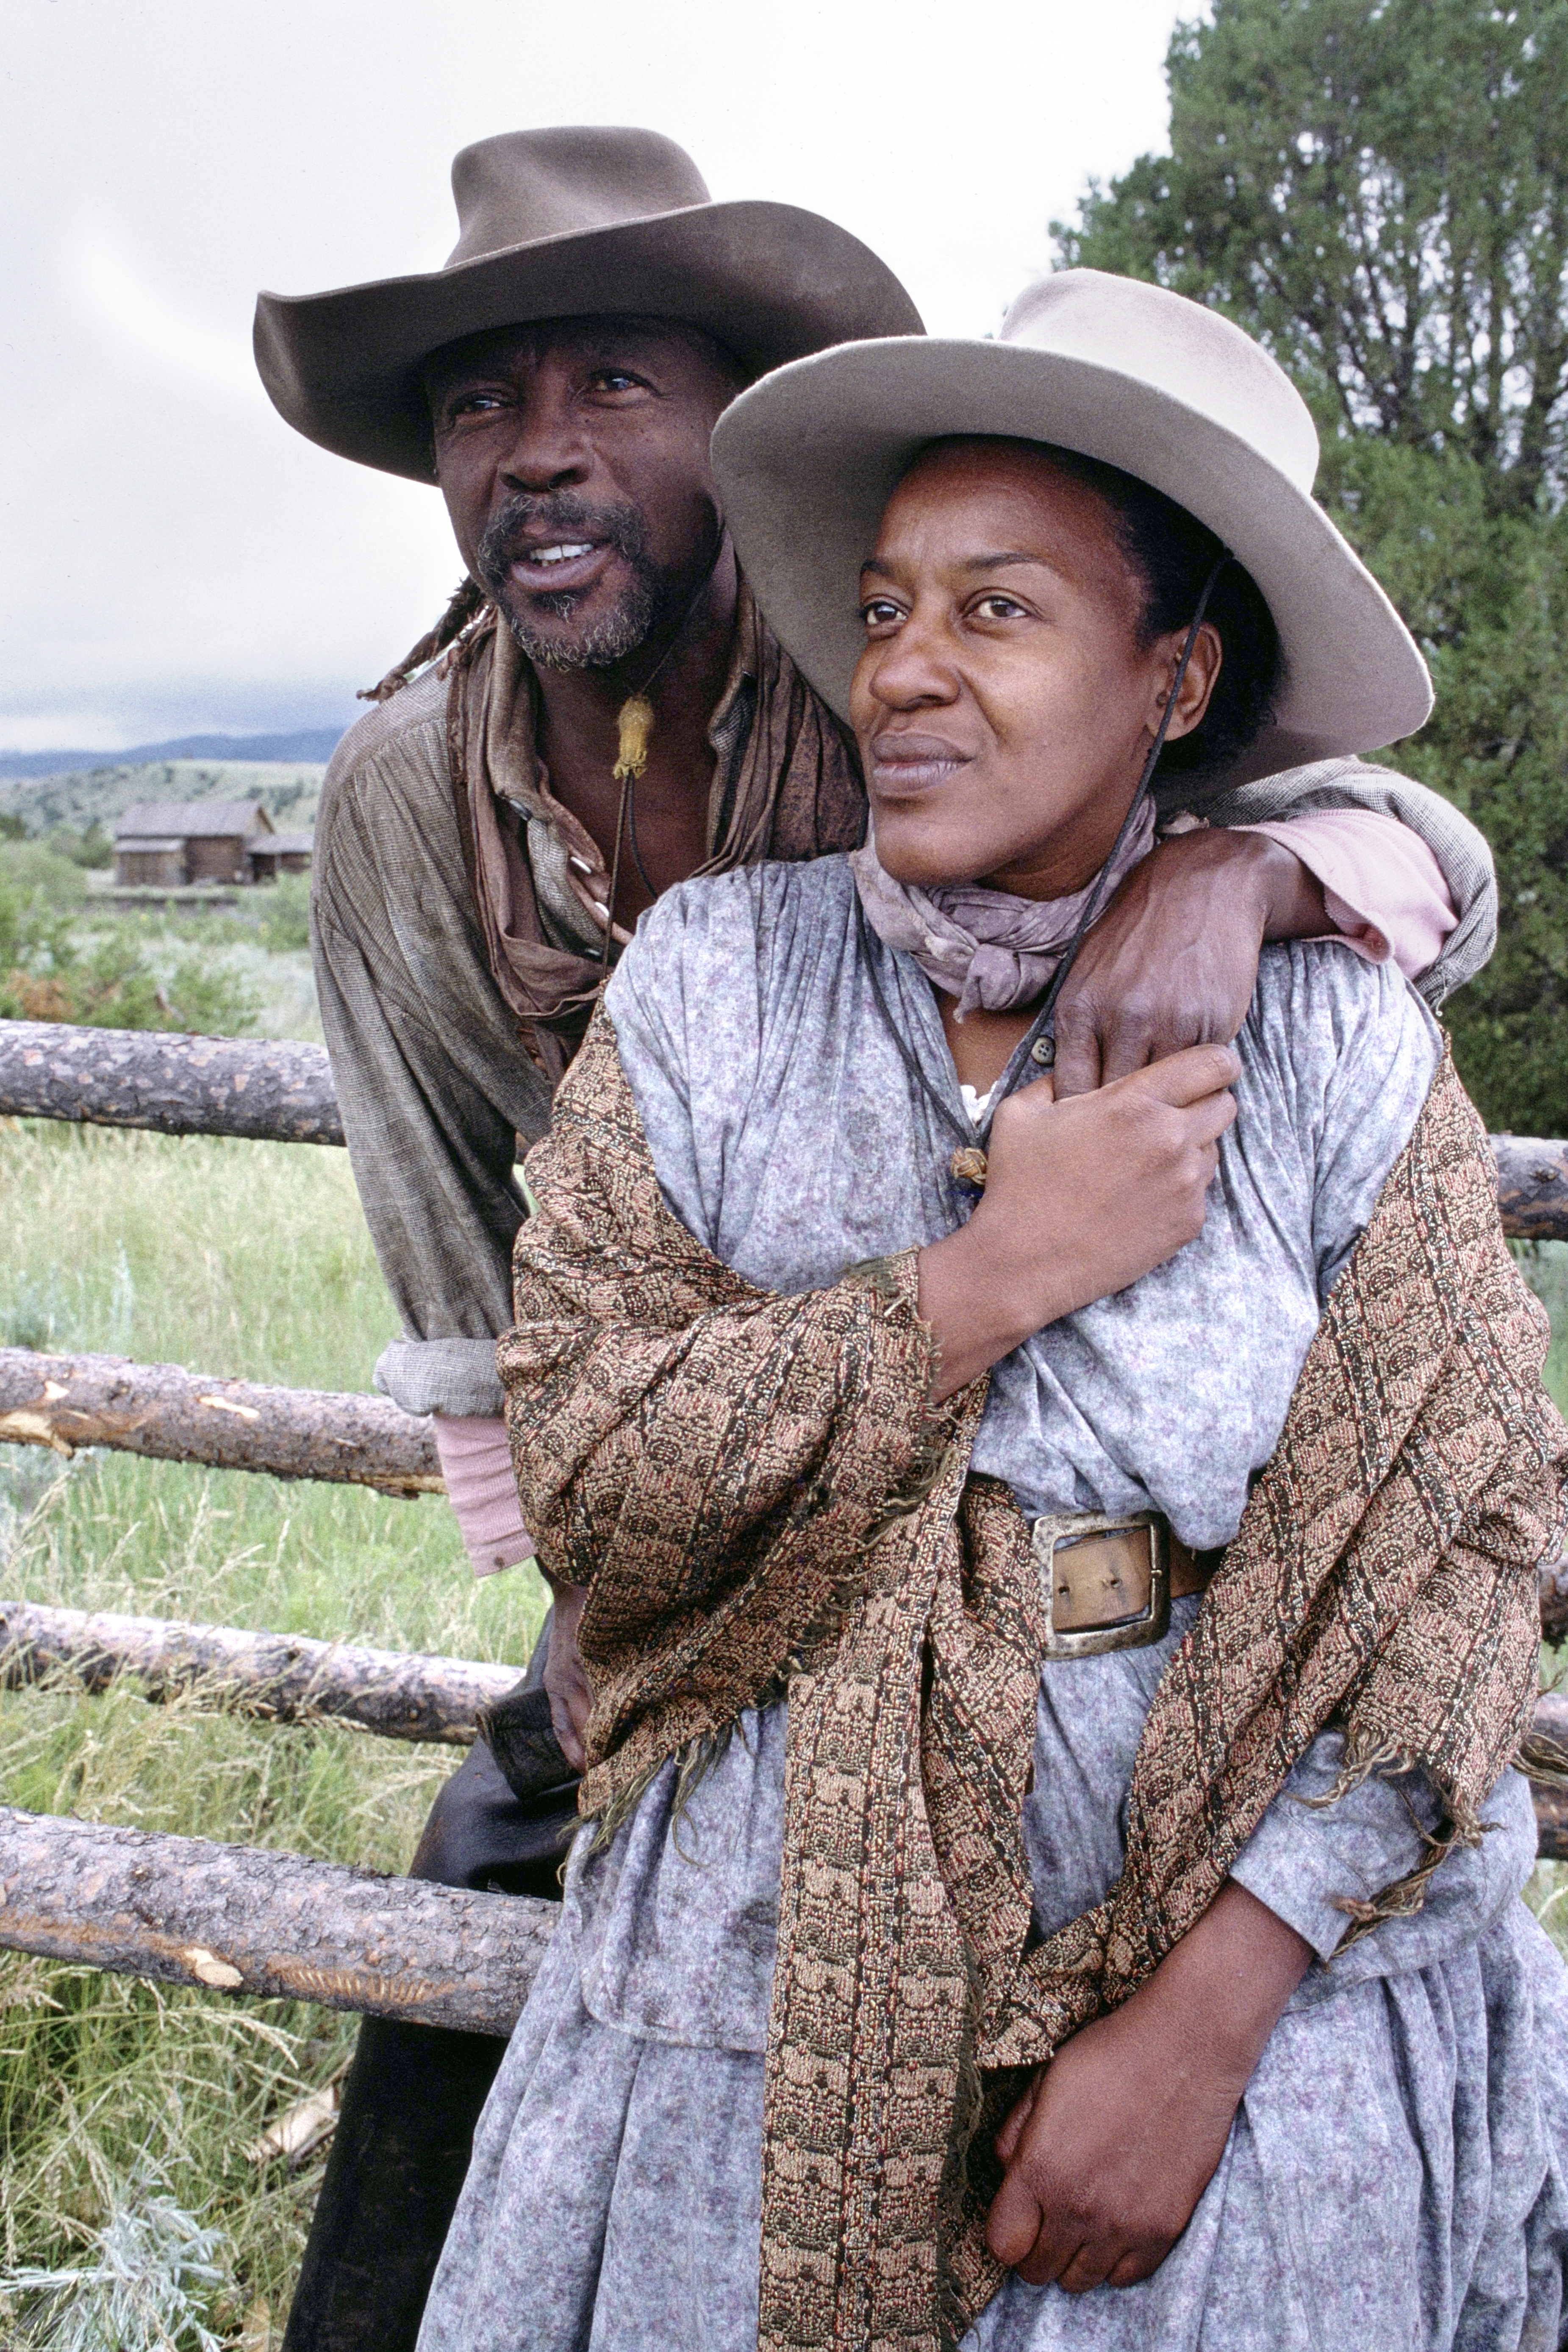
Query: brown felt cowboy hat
254,126,924,484
710,269,1434,783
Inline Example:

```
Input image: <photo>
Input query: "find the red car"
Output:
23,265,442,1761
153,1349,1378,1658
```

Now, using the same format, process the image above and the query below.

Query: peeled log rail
0,1600,521,1744
0,1721,1562,2038
5,1576,1568,1749
0,1020,342,1145
7,1585,1568,1855
0,1348,441,1496
5,1015,1568,1236
1532,1688,1568,1861
1542,1560,1568,1647
1493,1136,1568,1241
1534,1784,1568,1860
0,1772,1564,2030
0,1807,553,2035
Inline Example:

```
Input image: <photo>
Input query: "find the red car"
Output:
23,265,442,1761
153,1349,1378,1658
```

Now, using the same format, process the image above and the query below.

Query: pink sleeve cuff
433,1413,535,1580
1235,810,1457,981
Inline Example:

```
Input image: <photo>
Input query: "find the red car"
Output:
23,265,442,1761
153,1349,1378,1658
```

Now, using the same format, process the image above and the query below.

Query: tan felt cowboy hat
710,269,1433,783
254,126,924,484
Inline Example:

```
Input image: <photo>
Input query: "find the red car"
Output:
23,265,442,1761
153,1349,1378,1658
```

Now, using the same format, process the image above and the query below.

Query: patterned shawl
444,589,865,1082
498,1010,1567,2352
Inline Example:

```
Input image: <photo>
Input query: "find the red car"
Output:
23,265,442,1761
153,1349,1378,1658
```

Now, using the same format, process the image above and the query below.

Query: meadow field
0,909,1566,2344
0,916,545,2345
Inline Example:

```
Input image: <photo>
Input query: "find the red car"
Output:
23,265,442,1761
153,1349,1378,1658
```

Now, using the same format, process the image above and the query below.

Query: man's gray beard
478,490,663,673
498,572,658,672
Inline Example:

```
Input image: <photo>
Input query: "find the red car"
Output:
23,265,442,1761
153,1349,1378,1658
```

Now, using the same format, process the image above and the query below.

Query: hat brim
710,337,1433,781
255,202,924,484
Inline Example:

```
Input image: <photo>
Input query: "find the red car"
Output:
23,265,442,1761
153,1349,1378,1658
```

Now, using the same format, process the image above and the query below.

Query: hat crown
1001,271,1321,494
447,127,711,270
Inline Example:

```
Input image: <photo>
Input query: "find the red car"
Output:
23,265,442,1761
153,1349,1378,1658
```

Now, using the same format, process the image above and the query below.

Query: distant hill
0,759,327,837
0,727,347,784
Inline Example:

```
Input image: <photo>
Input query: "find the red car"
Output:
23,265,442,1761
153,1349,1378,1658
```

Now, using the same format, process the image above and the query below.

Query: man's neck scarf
444,587,866,1081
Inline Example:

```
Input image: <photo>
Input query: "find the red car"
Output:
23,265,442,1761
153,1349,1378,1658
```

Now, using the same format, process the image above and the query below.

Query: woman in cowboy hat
417,273,1568,2352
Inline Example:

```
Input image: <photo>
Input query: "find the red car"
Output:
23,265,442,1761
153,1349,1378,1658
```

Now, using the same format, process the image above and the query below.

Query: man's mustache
477,494,648,592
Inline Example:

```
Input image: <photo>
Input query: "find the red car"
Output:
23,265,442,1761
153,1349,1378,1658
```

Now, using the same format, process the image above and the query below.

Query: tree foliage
1059,0,1568,1130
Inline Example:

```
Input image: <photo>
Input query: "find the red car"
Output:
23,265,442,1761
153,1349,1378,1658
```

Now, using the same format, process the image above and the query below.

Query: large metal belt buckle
1033,1509,1171,1659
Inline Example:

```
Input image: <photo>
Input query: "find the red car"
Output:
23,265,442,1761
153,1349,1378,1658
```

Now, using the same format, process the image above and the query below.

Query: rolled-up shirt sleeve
1228,1734,1437,1959
1191,753,1494,1008
311,673,553,1421
433,1413,535,1579
1238,807,1457,981
1230,1732,1536,1963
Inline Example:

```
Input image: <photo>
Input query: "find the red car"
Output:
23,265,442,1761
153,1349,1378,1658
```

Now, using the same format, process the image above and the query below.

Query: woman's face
849,439,1221,899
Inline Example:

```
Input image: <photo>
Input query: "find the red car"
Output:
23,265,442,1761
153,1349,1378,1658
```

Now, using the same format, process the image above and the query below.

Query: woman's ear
1150,620,1224,743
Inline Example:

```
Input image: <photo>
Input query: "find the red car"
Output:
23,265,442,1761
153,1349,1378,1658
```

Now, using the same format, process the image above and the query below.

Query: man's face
424,317,745,670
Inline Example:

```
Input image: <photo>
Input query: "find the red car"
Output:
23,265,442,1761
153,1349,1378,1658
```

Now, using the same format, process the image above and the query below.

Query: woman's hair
1032,443,1281,778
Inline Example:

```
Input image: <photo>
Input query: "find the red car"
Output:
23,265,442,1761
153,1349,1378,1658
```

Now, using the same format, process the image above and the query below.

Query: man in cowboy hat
255,127,1494,2352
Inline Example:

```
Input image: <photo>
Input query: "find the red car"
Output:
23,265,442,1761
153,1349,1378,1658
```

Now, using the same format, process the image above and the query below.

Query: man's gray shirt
311,659,1499,1418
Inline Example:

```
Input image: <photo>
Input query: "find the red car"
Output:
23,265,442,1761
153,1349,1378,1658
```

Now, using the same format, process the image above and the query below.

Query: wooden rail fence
4,1588,1567,1847
0,1346,441,1496
0,1600,517,1743
0,1807,552,2035
0,1020,342,1143
4,1019,1568,1232
3,1011,1568,2033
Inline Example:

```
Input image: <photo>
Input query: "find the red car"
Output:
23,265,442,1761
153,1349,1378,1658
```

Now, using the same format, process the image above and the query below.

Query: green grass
0,1114,547,2346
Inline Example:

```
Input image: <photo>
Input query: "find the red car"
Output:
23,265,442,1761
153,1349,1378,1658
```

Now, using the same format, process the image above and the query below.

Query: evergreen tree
1058,0,1568,1131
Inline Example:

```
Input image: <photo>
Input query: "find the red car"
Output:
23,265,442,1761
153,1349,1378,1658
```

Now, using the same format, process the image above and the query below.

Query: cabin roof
116,801,273,840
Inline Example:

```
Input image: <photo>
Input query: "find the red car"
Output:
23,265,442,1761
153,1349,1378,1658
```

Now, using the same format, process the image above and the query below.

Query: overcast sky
1,0,1184,752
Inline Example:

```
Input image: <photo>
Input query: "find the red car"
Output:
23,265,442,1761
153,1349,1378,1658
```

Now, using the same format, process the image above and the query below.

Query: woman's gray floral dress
420,858,1568,2352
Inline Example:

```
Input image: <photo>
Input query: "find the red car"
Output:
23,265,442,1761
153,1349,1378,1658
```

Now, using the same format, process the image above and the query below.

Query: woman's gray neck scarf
849,794,1158,1018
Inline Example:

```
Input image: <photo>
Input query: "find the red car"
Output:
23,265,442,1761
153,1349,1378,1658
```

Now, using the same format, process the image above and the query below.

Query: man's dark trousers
283,1626,575,2352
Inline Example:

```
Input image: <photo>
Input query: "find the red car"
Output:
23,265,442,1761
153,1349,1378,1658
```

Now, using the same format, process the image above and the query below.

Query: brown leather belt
1031,1510,1218,1659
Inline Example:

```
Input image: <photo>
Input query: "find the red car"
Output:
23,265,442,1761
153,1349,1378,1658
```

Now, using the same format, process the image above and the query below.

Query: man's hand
987,1882,1311,2293
541,1576,593,1770
1052,829,1327,1099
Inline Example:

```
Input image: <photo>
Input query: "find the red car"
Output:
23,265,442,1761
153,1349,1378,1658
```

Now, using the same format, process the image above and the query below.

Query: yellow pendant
613,693,655,783
949,1146,988,1190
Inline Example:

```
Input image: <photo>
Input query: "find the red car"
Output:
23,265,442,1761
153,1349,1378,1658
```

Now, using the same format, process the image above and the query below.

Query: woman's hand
918,1042,1239,1399
1051,831,1326,1098
987,1882,1312,2293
